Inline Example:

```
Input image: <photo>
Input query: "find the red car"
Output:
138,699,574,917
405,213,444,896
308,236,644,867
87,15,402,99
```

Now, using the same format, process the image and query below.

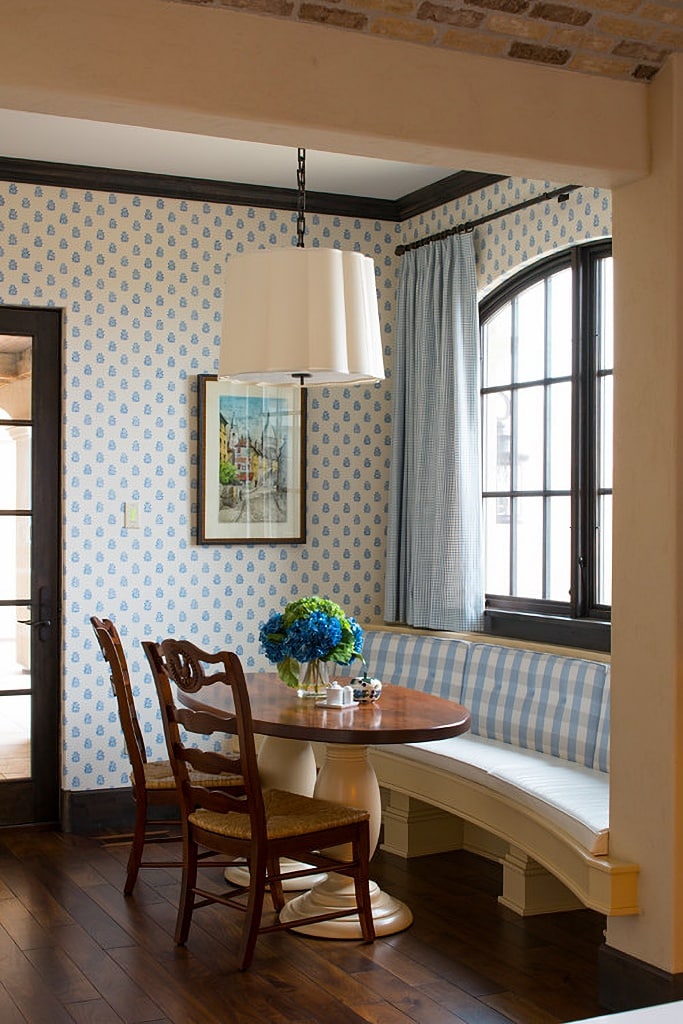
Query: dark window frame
479,241,612,652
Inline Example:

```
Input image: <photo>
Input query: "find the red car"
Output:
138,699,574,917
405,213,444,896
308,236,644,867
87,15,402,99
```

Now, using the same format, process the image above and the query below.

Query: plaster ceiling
0,108,456,202
6,1,667,202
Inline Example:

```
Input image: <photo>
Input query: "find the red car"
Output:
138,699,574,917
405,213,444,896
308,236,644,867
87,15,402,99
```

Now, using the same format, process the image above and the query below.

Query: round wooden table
177,671,471,938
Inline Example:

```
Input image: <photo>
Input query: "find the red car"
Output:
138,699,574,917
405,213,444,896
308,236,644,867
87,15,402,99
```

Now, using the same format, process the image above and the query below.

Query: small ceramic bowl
351,675,382,704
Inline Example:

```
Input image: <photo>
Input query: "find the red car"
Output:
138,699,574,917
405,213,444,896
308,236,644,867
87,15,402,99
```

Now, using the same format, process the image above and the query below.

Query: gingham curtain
384,232,483,632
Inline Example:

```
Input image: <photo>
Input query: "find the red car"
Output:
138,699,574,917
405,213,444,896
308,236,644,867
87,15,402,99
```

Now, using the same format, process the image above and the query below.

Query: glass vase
297,659,329,699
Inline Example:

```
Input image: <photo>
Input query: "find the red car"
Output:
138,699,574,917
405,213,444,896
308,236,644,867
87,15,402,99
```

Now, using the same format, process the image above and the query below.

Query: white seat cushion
381,734,609,856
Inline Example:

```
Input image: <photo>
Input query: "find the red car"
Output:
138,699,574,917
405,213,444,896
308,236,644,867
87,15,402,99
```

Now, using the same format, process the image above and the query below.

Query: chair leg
124,796,148,895
353,827,376,944
175,833,199,946
238,850,268,971
267,855,285,913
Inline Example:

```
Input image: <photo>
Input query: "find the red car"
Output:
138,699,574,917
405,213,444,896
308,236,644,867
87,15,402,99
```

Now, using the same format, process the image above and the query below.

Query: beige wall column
610,54,683,974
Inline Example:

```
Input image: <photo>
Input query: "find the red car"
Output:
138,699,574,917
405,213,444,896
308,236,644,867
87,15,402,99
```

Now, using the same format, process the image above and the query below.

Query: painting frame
197,374,306,545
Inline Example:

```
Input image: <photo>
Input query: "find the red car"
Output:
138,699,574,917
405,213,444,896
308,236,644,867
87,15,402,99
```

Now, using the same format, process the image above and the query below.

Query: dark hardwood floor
0,829,608,1024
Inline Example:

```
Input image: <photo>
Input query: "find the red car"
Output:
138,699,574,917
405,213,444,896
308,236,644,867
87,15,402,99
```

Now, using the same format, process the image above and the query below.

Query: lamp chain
296,147,306,249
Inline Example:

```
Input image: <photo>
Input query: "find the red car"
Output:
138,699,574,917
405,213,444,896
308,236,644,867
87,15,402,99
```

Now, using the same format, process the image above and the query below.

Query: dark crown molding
0,156,507,223
394,171,507,221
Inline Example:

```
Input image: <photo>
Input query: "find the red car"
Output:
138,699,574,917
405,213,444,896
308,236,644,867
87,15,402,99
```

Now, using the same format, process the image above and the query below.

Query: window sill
483,610,610,654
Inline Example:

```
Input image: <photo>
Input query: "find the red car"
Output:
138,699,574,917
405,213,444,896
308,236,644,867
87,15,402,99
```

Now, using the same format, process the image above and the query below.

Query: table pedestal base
279,743,413,938
226,736,326,891
279,874,413,938
225,860,328,891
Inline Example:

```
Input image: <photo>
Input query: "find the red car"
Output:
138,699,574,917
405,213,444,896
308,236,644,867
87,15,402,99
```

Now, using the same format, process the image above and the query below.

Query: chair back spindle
143,640,256,826
91,616,148,788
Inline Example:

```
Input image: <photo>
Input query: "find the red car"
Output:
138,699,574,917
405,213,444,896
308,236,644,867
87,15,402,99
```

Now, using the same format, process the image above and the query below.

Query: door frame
0,305,61,825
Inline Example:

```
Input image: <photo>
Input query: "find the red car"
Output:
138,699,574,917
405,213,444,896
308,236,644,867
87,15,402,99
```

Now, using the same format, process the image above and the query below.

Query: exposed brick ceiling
171,0,683,82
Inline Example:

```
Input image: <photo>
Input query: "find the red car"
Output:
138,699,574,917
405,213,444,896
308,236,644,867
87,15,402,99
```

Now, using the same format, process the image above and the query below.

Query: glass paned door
0,308,60,825
0,339,32,780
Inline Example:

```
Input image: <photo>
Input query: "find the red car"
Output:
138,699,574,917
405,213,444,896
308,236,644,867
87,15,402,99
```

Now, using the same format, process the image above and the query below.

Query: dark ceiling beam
0,156,508,223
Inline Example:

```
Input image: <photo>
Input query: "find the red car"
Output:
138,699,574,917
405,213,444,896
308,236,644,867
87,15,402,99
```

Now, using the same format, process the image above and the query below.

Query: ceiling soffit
167,0,683,84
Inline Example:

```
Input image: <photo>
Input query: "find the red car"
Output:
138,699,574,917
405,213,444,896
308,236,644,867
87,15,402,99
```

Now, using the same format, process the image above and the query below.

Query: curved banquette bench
339,628,639,919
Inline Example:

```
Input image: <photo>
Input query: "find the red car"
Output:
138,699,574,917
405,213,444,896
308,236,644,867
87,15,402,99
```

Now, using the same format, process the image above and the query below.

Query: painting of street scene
218,392,291,524
198,376,305,544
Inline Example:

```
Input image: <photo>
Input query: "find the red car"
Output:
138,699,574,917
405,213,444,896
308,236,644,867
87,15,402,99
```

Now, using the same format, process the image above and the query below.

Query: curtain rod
394,184,581,256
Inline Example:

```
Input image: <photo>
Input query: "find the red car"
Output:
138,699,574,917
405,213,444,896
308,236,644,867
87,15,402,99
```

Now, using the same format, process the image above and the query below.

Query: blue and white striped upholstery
461,644,610,772
342,630,469,701
341,630,610,774
594,688,611,774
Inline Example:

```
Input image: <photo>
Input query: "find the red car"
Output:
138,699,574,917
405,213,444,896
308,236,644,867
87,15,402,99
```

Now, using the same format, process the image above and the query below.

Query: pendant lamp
218,149,385,387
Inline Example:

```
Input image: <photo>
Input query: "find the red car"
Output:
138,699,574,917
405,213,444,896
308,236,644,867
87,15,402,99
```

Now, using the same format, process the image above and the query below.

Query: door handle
19,586,53,641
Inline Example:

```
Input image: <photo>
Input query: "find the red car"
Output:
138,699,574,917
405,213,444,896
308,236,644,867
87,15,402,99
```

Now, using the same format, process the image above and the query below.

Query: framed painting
197,374,306,544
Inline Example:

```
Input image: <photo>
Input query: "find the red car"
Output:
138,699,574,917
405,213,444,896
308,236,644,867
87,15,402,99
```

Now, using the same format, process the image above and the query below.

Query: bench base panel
372,749,639,918
499,847,584,916
381,791,464,858
381,790,584,915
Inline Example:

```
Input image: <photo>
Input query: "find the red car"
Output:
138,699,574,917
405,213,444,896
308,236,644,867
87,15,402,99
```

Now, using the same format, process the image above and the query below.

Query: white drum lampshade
218,246,385,386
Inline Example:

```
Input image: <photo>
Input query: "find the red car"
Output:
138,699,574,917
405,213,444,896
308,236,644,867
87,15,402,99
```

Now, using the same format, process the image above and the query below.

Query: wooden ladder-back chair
143,638,375,971
90,616,241,894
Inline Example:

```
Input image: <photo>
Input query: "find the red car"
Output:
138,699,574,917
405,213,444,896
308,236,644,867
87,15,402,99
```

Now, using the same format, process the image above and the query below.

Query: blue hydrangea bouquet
259,596,364,694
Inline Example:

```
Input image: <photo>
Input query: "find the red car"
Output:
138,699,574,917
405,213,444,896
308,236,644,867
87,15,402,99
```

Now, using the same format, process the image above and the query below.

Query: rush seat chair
143,637,375,970
90,616,241,894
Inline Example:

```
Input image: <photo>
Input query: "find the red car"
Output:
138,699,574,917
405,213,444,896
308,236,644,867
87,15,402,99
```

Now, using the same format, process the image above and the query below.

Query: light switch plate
124,502,140,529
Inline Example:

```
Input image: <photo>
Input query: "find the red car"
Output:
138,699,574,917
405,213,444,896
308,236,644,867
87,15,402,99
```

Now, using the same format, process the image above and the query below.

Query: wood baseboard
599,945,683,1011
60,788,178,834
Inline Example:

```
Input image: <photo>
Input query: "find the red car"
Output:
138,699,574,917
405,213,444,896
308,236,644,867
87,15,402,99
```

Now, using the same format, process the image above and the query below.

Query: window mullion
543,275,551,600
571,246,587,618
587,249,611,614
585,252,598,616
510,298,518,596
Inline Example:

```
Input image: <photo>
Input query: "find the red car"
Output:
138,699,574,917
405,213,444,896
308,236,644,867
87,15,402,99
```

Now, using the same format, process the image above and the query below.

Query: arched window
480,240,612,651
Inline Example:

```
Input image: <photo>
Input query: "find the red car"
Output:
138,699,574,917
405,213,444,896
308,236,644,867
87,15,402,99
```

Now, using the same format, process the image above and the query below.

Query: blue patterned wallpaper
0,173,611,791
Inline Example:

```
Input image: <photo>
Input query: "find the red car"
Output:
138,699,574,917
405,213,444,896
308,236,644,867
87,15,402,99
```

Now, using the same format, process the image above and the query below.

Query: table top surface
177,671,471,745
